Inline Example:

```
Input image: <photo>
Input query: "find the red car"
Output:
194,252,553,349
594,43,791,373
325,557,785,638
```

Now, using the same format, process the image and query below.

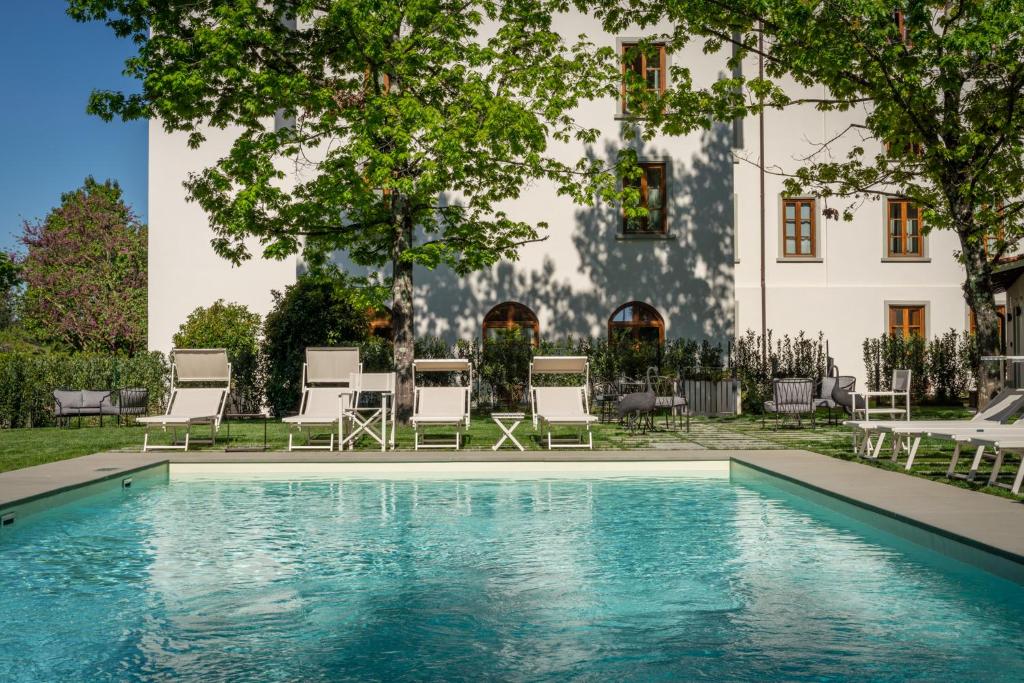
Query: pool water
2,473,1023,681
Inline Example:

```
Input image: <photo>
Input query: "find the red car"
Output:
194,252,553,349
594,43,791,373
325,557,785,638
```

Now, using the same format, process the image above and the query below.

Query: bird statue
616,366,658,434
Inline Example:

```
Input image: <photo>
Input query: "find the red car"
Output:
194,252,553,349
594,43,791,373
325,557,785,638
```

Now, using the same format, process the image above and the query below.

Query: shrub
262,274,370,416
729,330,827,412
0,351,168,428
478,330,532,408
173,300,263,412
863,331,975,403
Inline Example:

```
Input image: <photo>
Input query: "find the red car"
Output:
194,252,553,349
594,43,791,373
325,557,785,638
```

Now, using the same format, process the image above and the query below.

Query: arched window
483,301,539,346
369,306,393,341
608,301,665,344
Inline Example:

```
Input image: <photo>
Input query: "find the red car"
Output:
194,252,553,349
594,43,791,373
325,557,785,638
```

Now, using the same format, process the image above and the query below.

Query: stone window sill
616,233,674,241
777,257,823,263
881,256,931,263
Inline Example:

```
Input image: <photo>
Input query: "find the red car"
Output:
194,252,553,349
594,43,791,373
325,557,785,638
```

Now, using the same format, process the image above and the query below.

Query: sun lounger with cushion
138,349,230,451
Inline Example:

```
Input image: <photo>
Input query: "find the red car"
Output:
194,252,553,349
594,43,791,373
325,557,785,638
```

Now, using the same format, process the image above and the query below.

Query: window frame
780,197,818,259
619,41,668,116
887,303,927,338
482,301,540,348
622,161,669,235
608,301,665,344
368,306,394,341
885,198,925,259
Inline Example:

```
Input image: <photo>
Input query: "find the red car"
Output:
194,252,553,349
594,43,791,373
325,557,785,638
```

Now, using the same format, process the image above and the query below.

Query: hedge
0,351,169,428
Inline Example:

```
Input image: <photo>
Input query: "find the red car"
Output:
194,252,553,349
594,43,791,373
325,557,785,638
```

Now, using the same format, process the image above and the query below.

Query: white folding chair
341,372,396,451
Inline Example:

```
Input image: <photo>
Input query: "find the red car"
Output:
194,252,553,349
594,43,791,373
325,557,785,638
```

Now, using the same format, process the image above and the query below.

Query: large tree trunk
960,231,1001,408
392,211,415,423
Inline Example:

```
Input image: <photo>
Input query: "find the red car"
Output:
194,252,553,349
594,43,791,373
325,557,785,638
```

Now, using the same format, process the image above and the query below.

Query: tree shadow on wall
569,123,735,342
340,123,736,345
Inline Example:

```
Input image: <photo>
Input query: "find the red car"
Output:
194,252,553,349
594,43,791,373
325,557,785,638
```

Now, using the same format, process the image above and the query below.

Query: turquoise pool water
2,472,1023,682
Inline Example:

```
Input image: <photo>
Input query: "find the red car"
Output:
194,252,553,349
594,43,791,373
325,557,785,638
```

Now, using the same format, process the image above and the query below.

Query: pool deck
1,449,1022,569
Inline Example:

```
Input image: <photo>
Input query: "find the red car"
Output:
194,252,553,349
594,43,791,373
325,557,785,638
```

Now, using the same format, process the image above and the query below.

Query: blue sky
0,2,147,252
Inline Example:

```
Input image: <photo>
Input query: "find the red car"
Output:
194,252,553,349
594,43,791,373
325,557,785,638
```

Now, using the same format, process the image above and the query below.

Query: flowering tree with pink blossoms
19,178,147,353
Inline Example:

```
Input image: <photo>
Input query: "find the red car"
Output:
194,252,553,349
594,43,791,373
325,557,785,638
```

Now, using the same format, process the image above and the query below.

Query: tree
69,0,617,418
588,0,1024,397
261,272,370,417
0,252,19,331
173,300,264,413
19,177,147,353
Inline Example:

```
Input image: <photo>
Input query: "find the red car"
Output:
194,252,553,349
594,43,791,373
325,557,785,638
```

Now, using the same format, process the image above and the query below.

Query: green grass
0,413,690,474
2,405,1021,501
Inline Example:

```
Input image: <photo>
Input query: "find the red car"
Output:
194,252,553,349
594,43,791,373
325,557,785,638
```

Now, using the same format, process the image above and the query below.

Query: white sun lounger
282,384,357,451
845,388,1024,464
530,356,597,449
138,349,230,451
281,347,361,451
959,434,1024,494
411,359,471,450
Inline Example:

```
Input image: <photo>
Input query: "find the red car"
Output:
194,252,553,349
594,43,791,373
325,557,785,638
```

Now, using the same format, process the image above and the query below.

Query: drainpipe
758,22,767,363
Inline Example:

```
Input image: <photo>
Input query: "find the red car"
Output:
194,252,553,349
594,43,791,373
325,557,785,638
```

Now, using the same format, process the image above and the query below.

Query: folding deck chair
411,359,471,450
138,349,230,451
340,372,397,451
529,356,597,449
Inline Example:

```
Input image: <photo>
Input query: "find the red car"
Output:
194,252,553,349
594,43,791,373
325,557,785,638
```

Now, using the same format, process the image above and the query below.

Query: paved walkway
0,451,167,509
734,451,1024,566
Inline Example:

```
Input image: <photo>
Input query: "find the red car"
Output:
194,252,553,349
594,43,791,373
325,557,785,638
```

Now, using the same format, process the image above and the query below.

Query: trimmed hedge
0,351,169,428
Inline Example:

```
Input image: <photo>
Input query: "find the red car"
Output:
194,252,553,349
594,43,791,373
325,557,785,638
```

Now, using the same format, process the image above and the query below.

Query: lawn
1,405,1021,501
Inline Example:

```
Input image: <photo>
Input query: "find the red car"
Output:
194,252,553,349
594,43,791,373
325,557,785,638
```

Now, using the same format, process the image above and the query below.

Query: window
623,162,668,234
888,305,925,337
887,198,923,257
781,198,816,257
970,305,1007,351
369,306,393,340
893,10,911,45
608,301,665,344
483,302,539,346
621,42,667,115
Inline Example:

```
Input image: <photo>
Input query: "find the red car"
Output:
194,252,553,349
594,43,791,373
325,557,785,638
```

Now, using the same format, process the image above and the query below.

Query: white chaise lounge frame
282,347,361,451
139,348,231,452
411,359,471,450
845,388,1024,468
530,356,597,449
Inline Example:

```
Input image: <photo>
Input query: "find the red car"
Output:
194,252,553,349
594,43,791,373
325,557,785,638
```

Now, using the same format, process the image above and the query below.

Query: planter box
682,379,741,416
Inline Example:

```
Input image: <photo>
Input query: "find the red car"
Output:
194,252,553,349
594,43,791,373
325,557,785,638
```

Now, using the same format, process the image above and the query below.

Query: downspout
758,22,767,363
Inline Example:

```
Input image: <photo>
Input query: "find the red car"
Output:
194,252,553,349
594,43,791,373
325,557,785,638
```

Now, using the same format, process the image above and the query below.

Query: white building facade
148,14,979,386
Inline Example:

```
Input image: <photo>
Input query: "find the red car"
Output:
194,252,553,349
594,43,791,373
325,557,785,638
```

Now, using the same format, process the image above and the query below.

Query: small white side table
491,412,526,451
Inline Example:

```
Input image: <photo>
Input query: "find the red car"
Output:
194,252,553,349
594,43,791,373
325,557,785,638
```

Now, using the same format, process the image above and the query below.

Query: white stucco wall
148,12,976,390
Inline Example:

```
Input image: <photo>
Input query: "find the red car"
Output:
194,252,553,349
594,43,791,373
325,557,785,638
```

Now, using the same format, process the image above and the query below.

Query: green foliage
261,274,370,416
0,252,19,330
18,177,146,353
729,330,828,413
479,330,533,408
172,300,263,413
0,351,168,428
863,331,976,403
69,0,622,414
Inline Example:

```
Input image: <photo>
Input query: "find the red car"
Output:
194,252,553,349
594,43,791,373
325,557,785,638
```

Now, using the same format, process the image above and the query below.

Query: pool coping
2,449,1022,572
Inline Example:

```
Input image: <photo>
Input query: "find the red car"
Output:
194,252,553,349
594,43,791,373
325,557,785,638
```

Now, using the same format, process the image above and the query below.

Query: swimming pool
2,466,1022,681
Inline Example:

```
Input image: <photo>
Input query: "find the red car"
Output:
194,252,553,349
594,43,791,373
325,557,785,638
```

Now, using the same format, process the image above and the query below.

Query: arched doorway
483,301,540,347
